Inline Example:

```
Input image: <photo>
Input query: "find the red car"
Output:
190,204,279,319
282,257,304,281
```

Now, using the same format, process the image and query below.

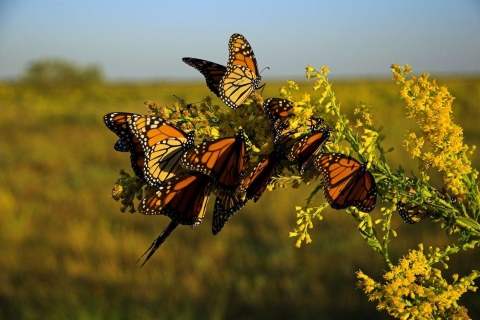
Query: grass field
1,77,479,319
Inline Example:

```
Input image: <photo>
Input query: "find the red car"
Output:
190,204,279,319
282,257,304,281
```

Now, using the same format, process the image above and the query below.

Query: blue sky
0,0,479,81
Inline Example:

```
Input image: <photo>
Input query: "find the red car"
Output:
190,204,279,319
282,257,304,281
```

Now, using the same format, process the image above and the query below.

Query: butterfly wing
240,150,282,202
263,98,294,122
181,129,248,190
104,112,146,180
139,172,213,226
314,153,377,212
182,57,227,97
287,128,331,175
219,34,262,109
397,203,432,224
274,118,325,150
131,115,195,187
212,189,249,235
104,112,138,151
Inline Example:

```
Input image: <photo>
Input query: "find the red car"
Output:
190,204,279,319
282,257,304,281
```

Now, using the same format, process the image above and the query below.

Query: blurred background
1,1,479,319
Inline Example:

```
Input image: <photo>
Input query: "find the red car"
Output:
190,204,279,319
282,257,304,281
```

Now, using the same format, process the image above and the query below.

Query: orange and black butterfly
263,98,294,122
273,117,324,148
182,58,227,98
138,172,213,265
103,112,146,181
313,153,377,212
130,115,196,188
396,202,432,224
274,117,329,174
396,188,454,224
286,128,331,175
212,189,249,235
219,33,264,109
240,149,283,202
181,129,249,190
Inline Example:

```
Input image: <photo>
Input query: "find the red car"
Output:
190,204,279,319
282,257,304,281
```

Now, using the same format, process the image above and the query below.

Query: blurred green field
1,77,479,319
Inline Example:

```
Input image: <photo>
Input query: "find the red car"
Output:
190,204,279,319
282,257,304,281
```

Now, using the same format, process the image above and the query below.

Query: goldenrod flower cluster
357,245,479,320
110,169,145,213
391,64,478,198
289,204,328,248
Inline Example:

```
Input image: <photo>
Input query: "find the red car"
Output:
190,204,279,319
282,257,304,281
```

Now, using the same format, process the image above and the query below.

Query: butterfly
396,202,432,224
313,153,377,212
130,115,196,188
211,189,249,235
263,98,294,122
274,117,324,149
137,172,213,265
274,118,329,174
219,33,264,109
286,128,331,175
103,112,146,181
240,149,283,202
181,129,249,190
182,58,227,98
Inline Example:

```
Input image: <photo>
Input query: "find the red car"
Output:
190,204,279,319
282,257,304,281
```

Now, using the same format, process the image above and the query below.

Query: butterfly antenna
259,83,266,96
173,95,184,103
257,67,270,96
173,95,202,107
260,66,270,74
137,220,179,267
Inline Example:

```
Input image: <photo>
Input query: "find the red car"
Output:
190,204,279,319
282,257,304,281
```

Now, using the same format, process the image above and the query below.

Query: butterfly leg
137,220,179,267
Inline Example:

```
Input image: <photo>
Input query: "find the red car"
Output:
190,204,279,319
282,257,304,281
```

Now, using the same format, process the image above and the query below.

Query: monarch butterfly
182,58,227,98
273,117,329,174
181,129,249,190
396,202,432,224
130,115,196,188
396,188,454,224
263,98,294,122
240,149,283,202
273,117,324,149
212,189,249,235
287,128,331,175
219,33,263,109
313,153,377,212
138,172,213,265
103,112,146,181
